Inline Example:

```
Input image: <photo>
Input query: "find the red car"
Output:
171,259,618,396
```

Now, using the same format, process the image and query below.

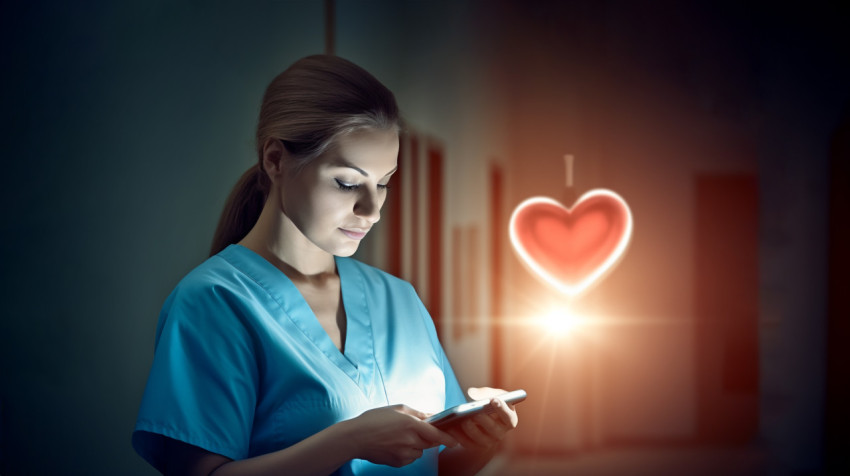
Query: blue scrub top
133,244,466,475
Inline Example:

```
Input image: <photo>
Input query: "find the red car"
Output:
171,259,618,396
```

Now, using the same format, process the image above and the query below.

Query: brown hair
210,55,401,256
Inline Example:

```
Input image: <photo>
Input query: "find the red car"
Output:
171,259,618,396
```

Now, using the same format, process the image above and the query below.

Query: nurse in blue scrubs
132,55,518,475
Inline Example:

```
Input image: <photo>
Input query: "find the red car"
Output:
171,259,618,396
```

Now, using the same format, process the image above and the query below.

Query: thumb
467,386,506,401
393,404,429,420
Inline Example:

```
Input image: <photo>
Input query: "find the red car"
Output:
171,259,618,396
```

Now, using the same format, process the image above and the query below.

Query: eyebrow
331,157,398,178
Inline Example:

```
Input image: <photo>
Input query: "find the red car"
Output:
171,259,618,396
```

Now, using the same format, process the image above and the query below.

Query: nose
354,188,383,224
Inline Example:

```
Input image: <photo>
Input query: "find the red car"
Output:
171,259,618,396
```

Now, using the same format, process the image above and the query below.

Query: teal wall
0,2,327,474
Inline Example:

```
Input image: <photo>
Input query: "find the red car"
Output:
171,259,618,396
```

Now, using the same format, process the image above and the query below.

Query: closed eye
336,179,391,192
335,179,359,191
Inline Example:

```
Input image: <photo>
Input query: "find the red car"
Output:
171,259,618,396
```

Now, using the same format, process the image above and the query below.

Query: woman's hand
348,404,459,468
446,387,519,451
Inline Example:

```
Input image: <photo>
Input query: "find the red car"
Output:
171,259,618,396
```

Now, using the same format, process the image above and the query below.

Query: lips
340,228,369,240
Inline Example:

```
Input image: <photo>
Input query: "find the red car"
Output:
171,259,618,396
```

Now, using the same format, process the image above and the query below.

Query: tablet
424,389,527,430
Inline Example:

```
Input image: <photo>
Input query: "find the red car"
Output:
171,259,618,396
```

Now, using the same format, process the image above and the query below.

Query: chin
335,248,359,258
331,242,360,258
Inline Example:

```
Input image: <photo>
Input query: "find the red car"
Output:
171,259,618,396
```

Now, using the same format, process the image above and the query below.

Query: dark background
1,1,848,475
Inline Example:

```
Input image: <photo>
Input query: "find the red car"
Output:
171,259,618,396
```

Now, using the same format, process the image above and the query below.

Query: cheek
309,191,352,222
281,183,315,228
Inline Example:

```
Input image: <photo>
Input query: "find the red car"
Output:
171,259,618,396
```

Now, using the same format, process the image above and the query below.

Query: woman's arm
162,404,459,476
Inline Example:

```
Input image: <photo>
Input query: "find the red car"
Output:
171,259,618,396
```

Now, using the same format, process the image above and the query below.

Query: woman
132,55,518,475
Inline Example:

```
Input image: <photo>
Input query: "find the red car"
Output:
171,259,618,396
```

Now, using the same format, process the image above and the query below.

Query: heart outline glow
509,189,633,298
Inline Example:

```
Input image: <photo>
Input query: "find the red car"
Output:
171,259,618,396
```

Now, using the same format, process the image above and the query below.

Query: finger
394,404,429,420
406,445,425,460
467,386,506,401
447,426,481,450
471,411,507,441
488,398,518,428
395,447,424,468
406,433,433,451
415,421,459,448
461,416,499,448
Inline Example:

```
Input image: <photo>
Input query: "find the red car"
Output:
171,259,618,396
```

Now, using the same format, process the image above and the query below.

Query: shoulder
156,252,263,337
168,244,280,303
166,254,243,303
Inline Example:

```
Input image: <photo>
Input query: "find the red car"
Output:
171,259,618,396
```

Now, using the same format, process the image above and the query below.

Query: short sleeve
132,280,260,471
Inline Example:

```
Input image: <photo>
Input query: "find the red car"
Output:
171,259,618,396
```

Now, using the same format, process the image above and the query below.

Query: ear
261,138,287,184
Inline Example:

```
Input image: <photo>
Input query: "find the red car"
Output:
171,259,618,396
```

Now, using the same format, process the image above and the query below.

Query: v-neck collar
219,245,376,395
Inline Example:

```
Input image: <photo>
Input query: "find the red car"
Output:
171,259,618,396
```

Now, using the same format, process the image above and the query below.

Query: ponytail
209,164,269,256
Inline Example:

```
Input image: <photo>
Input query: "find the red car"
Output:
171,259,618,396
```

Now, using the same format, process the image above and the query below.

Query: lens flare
535,307,587,337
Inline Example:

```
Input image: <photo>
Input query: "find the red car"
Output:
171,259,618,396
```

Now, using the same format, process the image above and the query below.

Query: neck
239,192,336,279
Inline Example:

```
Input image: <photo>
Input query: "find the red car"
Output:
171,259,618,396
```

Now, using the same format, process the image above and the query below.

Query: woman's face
280,128,399,257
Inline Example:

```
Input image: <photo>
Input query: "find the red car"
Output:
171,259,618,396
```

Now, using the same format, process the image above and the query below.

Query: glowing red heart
509,189,633,297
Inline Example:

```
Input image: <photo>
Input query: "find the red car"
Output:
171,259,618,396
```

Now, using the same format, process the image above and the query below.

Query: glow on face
281,128,399,257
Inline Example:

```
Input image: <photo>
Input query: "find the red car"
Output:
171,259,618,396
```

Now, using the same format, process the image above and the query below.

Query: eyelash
335,179,390,192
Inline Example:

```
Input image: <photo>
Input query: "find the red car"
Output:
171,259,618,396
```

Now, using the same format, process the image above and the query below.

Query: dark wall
0,2,324,474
